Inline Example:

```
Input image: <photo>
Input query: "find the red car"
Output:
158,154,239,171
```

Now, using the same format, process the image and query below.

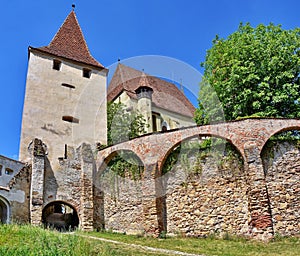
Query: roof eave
29,46,109,74
108,89,195,118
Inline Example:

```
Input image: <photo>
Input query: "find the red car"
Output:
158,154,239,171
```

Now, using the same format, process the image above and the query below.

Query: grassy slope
0,225,167,256
78,231,300,256
0,224,300,256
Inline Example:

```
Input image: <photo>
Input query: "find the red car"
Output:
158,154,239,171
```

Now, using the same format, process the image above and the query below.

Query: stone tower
135,74,153,133
19,11,108,170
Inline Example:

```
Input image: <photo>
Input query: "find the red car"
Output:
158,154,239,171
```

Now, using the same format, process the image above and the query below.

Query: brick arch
97,119,300,168
43,200,79,212
97,143,145,167
157,134,244,172
259,125,300,155
96,149,145,178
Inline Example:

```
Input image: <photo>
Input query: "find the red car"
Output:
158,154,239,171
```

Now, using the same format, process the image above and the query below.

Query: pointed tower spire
138,71,151,88
36,10,104,68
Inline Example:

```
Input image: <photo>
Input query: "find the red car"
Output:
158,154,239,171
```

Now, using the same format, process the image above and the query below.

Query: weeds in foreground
0,224,167,255
1,224,300,256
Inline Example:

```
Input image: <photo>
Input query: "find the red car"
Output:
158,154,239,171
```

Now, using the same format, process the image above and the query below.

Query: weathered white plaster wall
19,51,107,171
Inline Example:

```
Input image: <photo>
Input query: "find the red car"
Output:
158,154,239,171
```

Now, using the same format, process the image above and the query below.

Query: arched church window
161,120,169,132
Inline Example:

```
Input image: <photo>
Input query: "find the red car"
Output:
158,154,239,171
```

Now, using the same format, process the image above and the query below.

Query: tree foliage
107,102,148,146
196,23,300,124
107,151,143,181
106,102,147,180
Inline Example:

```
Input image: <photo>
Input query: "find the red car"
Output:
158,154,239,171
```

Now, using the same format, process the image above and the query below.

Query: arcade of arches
95,118,300,240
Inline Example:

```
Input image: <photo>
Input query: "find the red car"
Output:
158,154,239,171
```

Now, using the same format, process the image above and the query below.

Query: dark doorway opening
0,198,8,223
42,201,79,231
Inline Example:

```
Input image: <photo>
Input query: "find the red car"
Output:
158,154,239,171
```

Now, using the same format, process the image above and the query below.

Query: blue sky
1,0,300,159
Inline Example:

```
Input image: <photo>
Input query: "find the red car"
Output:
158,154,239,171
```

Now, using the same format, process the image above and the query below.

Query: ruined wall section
80,143,96,231
30,138,46,225
0,155,24,187
8,164,31,223
43,143,96,230
262,141,300,236
0,155,27,223
44,145,82,209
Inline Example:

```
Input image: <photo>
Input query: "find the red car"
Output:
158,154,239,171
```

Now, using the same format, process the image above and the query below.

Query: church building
108,64,195,133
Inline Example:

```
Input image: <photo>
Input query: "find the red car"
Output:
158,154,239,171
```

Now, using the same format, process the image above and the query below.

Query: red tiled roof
107,64,196,118
35,11,104,69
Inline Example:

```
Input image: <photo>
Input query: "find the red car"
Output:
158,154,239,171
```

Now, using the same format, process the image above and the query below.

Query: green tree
105,102,147,180
196,23,300,124
107,102,148,145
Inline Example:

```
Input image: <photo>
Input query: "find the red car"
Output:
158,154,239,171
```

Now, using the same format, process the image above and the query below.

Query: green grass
0,224,300,255
0,224,167,255
82,230,300,256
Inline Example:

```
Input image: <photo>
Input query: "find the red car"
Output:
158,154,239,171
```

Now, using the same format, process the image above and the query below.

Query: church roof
34,11,104,69
107,64,196,118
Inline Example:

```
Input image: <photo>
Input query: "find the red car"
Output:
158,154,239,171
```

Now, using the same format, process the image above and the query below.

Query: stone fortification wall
4,136,299,239
97,140,300,239
100,174,144,234
165,140,300,238
8,165,31,223
262,141,300,236
165,155,248,237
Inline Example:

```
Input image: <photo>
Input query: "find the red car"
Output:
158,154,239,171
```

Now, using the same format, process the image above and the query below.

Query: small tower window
5,168,13,175
53,59,62,71
62,116,79,124
0,165,2,176
82,68,91,78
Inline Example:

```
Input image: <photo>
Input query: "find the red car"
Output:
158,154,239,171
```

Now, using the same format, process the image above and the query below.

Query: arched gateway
0,197,9,223
42,201,79,231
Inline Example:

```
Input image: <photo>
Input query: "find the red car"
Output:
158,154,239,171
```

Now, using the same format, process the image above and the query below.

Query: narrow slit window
53,60,62,71
82,68,91,78
62,116,79,124
64,144,68,159
0,165,2,176
152,114,157,132
61,83,75,89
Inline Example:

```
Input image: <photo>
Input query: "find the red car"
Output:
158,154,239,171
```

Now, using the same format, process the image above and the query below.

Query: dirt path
72,233,208,256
